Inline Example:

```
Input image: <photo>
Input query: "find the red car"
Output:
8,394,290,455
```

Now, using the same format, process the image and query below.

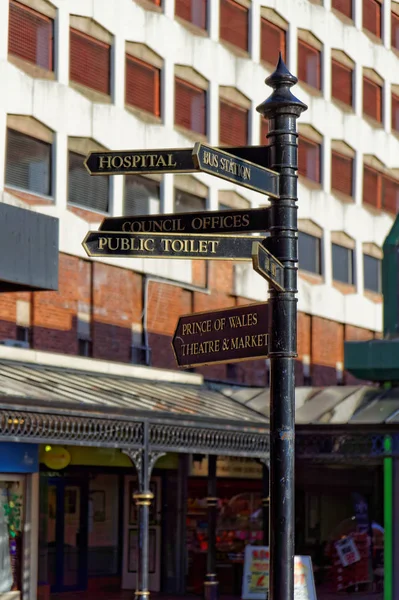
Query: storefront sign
41,445,71,470
190,456,262,479
0,442,38,473
335,536,360,567
242,546,317,600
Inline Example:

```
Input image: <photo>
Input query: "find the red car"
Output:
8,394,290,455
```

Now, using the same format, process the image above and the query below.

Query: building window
125,55,160,117
8,0,53,70
5,128,52,196
363,0,381,37
16,325,31,345
175,78,206,135
392,11,399,50
68,151,109,213
331,151,353,197
175,0,207,29
220,0,248,52
332,243,354,284
363,254,381,293
298,137,321,183
124,175,160,216
175,189,206,212
0,478,25,594
392,93,399,132
363,165,399,214
298,232,321,275
260,19,286,65
70,28,110,95
331,60,353,106
363,76,382,122
219,100,248,146
78,338,92,357
332,0,353,18
298,39,321,90
260,117,269,143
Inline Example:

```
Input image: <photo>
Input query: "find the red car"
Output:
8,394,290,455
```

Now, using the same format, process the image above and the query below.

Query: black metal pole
134,423,152,600
257,56,307,600
204,454,218,600
261,462,270,546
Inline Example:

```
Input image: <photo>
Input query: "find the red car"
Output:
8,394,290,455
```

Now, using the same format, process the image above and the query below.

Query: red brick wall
0,251,378,388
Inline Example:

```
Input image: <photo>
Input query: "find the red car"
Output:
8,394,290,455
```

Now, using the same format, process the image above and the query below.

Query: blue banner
0,443,38,473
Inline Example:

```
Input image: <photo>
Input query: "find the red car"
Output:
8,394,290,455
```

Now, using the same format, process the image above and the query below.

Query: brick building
0,0,397,388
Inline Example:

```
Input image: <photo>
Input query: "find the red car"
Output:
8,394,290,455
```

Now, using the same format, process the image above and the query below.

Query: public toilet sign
82,231,256,260
99,207,270,234
172,302,269,368
84,144,279,197
252,242,285,292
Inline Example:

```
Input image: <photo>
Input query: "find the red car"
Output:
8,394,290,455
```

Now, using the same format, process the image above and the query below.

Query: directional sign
193,143,280,198
252,242,285,291
172,302,269,368
82,231,257,260
84,146,273,177
99,207,270,234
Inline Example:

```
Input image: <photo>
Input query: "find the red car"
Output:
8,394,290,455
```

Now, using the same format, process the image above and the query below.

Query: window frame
174,77,207,136
298,135,322,184
125,53,161,117
298,231,322,276
362,75,383,123
363,0,382,38
175,0,208,30
219,0,249,52
5,127,53,198
219,98,249,146
8,0,54,72
260,17,286,65
363,253,382,294
332,242,355,285
67,149,110,214
392,92,399,132
174,188,207,213
331,150,354,197
331,59,353,107
69,27,111,96
297,38,321,91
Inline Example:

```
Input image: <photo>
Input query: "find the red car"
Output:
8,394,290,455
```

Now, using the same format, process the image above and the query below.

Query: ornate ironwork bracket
123,447,166,492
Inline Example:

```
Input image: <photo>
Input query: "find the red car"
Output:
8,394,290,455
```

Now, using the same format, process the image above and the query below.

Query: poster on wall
335,537,361,567
241,545,317,600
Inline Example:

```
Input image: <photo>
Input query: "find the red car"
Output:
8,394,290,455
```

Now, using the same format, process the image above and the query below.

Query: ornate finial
257,53,308,118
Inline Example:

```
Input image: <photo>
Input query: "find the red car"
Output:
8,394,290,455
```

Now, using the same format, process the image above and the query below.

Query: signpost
84,145,272,177
81,55,307,600
252,242,285,292
99,207,270,234
193,143,280,197
82,231,256,260
172,303,269,368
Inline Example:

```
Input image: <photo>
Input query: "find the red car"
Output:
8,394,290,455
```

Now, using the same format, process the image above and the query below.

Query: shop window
363,76,382,122
125,55,161,117
6,128,52,197
298,136,321,183
175,0,207,29
363,0,381,37
260,18,286,65
392,11,399,50
124,175,160,216
332,0,353,18
298,231,322,275
219,100,248,146
70,28,111,95
363,254,381,293
175,78,207,135
68,151,109,213
332,243,354,284
8,0,54,70
331,60,353,106
298,39,321,90
0,479,24,593
392,93,399,132
88,475,120,576
220,0,248,52
331,151,353,197
175,189,206,213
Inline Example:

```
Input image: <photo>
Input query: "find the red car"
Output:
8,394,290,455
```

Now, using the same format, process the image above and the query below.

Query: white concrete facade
0,0,397,332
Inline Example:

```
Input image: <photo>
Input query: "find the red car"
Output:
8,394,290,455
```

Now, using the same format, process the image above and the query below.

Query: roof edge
0,345,204,385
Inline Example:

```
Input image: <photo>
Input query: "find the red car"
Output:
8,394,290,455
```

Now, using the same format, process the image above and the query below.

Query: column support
123,423,165,600
204,454,218,600
257,55,307,600
260,460,270,546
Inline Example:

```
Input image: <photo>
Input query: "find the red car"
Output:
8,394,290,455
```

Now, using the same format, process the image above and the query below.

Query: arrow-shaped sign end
83,154,93,175
82,231,93,257
192,141,202,169
252,241,262,276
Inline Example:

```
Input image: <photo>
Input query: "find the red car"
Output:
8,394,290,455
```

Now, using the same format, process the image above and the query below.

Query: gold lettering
108,237,120,251
162,239,171,251
208,240,219,254
132,155,141,167
111,156,123,169
252,312,258,326
171,239,184,252
123,156,132,168
242,214,250,227
198,240,208,253
99,237,108,249
99,155,112,169
122,222,131,232
156,155,167,167
121,238,130,250
143,238,154,251
148,155,156,167
168,154,177,167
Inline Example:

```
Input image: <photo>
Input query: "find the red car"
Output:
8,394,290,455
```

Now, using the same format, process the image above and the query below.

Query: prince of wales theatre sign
81,56,308,600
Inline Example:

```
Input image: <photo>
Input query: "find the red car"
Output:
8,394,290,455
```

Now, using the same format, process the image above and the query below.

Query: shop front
0,441,39,600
